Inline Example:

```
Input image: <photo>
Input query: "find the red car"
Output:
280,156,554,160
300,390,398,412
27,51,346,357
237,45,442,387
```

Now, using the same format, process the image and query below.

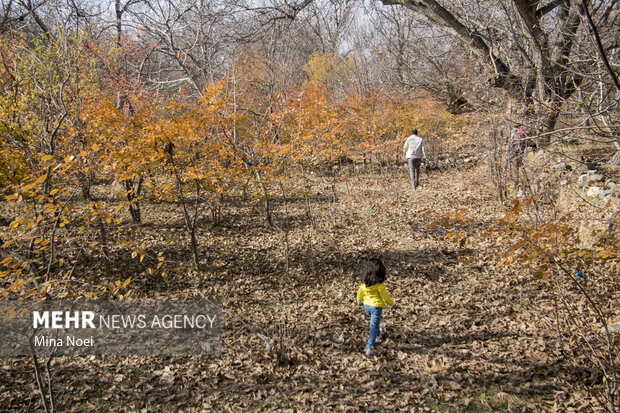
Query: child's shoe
365,348,373,356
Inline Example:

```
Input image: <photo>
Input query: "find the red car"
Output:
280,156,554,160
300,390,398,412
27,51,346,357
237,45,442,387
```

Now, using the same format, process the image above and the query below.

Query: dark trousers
407,158,422,189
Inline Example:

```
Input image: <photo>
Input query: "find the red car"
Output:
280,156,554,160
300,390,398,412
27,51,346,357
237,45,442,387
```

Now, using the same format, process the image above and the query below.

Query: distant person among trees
507,124,530,169
357,258,394,356
403,129,427,190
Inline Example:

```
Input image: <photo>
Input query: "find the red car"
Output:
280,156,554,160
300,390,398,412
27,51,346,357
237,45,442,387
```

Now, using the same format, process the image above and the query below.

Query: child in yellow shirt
357,258,394,356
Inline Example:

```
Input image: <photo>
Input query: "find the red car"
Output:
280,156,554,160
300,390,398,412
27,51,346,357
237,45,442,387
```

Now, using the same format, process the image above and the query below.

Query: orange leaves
446,229,468,248
428,209,473,249
484,196,618,285
199,81,226,111
428,208,472,228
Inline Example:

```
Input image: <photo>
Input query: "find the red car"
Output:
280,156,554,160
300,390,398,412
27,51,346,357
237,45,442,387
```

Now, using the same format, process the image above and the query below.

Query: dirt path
197,165,571,411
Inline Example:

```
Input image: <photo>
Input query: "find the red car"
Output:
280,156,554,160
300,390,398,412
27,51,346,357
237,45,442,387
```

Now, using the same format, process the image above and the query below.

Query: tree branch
380,0,514,89
578,0,620,93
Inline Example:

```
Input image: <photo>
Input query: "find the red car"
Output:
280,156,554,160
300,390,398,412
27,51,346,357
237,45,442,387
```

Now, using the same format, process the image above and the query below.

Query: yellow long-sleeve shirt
357,282,393,307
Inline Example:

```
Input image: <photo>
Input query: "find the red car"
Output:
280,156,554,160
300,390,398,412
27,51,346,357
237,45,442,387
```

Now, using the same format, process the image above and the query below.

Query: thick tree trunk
540,108,560,145
124,177,143,225
381,0,582,133
381,0,515,89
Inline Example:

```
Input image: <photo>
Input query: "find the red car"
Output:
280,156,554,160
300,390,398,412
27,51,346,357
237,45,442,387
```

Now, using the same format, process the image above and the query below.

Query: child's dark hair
362,258,386,287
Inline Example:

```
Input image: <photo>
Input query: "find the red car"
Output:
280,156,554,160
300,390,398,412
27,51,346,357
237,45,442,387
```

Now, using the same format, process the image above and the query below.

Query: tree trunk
255,170,272,226
381,0,582,134
189,227,199,271
124,177,142,225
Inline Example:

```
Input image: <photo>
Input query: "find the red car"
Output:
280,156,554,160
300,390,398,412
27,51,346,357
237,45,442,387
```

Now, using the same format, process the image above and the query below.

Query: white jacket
404,134,426,159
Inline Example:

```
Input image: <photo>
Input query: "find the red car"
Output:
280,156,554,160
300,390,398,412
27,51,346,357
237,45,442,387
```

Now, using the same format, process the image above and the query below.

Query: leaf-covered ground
1,162,615,412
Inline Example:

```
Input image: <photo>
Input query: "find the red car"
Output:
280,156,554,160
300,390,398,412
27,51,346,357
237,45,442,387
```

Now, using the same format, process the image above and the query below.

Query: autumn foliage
0,25,461,300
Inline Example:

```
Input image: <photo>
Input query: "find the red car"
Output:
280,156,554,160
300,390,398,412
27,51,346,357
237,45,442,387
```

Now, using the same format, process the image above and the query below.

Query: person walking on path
357,258,394,356
403,129,427,190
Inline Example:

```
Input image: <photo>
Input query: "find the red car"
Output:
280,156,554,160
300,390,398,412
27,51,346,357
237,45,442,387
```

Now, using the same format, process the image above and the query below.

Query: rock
425,161,439,171
559,136,580,145
552,162,572,171
587,186,601,197
600,189,613,199
602,323,620,334
579,172,604,188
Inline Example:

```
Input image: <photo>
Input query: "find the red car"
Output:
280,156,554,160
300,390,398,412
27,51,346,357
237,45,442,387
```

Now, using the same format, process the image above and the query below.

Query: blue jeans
364,305,383,350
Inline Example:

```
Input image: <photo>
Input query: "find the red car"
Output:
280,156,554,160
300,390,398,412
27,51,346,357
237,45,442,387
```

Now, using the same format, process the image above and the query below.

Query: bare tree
364,3,479,112
128,0,241,95
371,1,590,135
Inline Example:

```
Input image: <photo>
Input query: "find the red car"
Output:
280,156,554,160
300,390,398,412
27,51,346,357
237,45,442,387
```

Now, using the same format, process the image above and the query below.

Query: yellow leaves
157,252,165,270
84,292,98,300
43,202,58,214
304,52,353,90
9,216,35,230
594,247,615,260
131,247,147,263
21,182,37,193
498,256,514,266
